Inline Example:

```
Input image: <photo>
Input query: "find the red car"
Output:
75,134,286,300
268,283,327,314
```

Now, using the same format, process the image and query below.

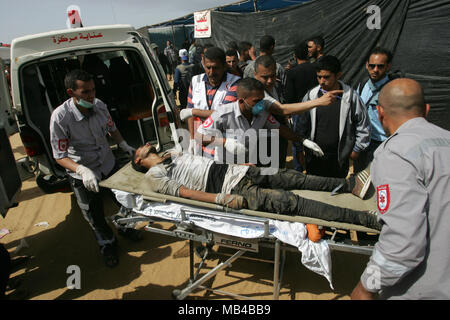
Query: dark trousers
306,153,349,178
231,166,373,227
68,162,123,248
0,243,11,298
353,139,382,173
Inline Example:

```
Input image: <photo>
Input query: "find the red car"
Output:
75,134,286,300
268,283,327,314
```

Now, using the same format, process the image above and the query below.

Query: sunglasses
368,64,386,69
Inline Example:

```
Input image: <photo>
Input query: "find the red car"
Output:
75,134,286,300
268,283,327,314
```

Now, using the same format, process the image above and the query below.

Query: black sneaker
366,210,382,231
351,168,372,199
100,243,119,268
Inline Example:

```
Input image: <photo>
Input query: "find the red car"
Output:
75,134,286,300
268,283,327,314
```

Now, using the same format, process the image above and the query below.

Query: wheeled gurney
99,162,379,300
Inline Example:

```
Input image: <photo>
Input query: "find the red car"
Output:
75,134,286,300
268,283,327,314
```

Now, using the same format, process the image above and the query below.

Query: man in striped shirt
186,47,241,156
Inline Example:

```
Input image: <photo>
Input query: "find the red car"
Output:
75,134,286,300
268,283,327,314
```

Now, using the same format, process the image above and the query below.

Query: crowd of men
168,35,381,179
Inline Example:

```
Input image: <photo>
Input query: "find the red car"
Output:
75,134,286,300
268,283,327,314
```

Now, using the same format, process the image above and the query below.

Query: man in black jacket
286,41,318,172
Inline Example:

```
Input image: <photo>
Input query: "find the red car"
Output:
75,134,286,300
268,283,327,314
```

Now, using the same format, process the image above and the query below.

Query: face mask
77,98,95,109
252,100,266,116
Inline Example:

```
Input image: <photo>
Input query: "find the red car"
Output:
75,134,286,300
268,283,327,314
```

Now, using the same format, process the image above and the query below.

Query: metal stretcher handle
143,195,167,203
140,189,380,233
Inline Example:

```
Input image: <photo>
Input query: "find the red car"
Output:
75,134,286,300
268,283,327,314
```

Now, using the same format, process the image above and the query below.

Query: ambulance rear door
0,58,18,136
0,122,21,218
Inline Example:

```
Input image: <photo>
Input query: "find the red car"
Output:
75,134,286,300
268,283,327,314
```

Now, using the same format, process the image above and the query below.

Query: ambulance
1,24,179,206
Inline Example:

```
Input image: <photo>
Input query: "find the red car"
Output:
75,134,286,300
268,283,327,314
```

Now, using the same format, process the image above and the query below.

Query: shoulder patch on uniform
202,116,214,128
58,139,69,152
267,114,277,124
376,184,390,214
107,115,115,128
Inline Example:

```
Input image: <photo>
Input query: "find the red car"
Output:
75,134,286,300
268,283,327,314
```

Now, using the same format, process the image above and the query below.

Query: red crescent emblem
58,139,69,151
202,116,213,128
376,184,390,214
267,114,276,124
107,115,114,128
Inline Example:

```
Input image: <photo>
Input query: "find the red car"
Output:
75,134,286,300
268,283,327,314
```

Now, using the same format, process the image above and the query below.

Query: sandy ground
0,131,373,301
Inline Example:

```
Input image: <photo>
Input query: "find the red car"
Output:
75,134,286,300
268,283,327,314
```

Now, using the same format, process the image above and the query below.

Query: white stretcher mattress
112,188,334,288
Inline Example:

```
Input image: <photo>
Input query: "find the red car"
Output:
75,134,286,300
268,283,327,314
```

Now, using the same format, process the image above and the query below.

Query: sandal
100,244,119,268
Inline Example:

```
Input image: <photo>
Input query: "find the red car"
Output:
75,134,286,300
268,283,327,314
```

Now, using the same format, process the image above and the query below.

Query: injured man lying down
131,143,381,231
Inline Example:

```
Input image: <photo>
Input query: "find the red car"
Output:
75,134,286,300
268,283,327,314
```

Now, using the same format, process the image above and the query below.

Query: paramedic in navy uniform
351,78,450,299
49,69,139,268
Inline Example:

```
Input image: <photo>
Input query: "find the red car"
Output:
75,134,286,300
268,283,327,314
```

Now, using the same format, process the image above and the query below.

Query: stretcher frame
100,163,379,300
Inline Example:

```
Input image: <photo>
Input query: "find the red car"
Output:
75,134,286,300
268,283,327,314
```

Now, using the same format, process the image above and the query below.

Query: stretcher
99,162,379,300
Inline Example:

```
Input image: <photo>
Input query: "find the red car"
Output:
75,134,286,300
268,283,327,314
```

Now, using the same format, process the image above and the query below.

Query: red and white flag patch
376,184,390,214
267,114,276,124
202,116,214,128
58,139,69,152
107,115,115,128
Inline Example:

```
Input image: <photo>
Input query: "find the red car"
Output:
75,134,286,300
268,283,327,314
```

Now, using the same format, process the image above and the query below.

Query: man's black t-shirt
314,89,341,154
285,62,318,103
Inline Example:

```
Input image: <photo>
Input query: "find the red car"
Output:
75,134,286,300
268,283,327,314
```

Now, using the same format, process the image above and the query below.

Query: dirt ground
0,132,372,301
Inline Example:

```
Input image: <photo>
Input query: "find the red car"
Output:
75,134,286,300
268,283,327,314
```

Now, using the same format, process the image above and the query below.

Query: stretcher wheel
172,289,182,300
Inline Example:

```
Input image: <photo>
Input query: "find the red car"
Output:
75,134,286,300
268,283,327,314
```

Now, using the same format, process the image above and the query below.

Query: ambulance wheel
36,173,70,194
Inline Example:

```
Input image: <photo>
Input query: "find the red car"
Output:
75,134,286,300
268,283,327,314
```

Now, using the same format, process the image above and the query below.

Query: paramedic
49,69,139,268
182,78,340,166
131,143,380,231
186,47,241,156
351,78,450,299
180,78,342,163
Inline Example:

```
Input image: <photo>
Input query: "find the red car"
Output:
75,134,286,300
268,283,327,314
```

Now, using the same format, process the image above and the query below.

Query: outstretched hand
317,89,344,106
